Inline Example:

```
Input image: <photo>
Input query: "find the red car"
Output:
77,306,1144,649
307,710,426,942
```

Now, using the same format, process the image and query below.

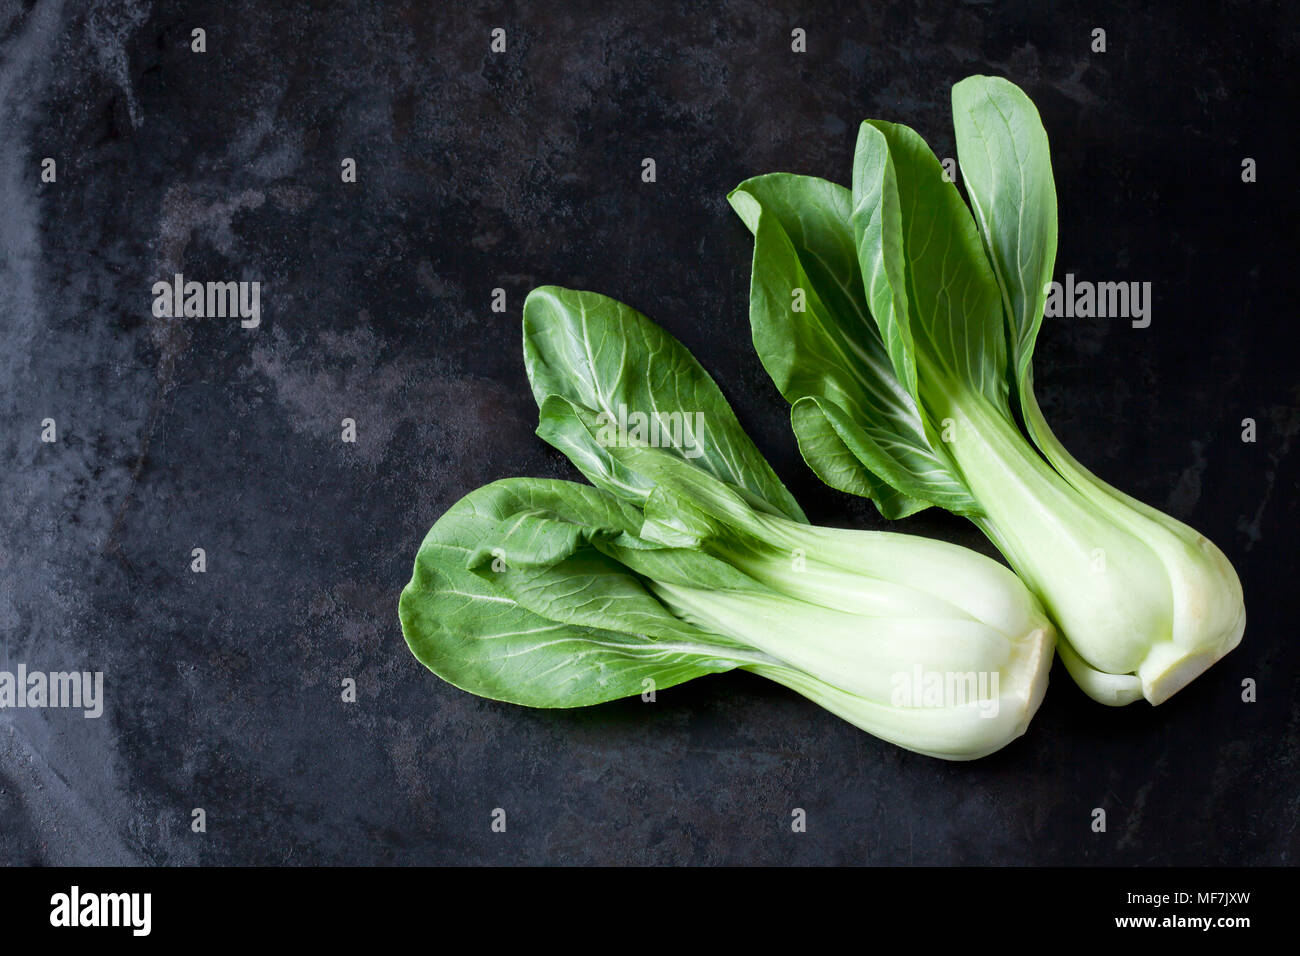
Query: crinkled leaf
535,393,775,537
398,478,746,708
523,285,805,522
728,176,978,516
465,491,642,570
790,396,969,518
479,547,713,647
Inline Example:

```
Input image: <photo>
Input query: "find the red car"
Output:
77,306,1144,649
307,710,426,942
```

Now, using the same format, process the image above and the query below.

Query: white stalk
938,387,1244,706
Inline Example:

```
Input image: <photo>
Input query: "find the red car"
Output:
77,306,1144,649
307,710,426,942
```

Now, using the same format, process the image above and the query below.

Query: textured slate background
1,0,1296,865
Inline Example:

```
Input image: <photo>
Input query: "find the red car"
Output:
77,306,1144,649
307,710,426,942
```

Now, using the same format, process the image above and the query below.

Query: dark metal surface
0,0,1295,864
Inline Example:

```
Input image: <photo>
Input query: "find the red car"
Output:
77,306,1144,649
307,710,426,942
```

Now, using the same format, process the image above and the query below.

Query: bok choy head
399,286,1054,759
728,75,1245,706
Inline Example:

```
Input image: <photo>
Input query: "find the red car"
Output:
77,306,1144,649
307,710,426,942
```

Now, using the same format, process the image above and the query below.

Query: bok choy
399,286,1054,759
728,75,1245,706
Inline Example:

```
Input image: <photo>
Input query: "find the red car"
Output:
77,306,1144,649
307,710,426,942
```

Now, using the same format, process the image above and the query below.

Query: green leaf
535,393,776,537
855,120,1009,408
398,478,749,708
951,75,1059,403
729,174,885,368
523,285,806,523
465,490,642,570
598,534,764,593
848,129,917,396
481,547,713,647
790,396,967,518
728,175,978,516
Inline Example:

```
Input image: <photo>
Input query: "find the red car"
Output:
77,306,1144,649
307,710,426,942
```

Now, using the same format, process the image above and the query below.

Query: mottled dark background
1,0,1295,866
